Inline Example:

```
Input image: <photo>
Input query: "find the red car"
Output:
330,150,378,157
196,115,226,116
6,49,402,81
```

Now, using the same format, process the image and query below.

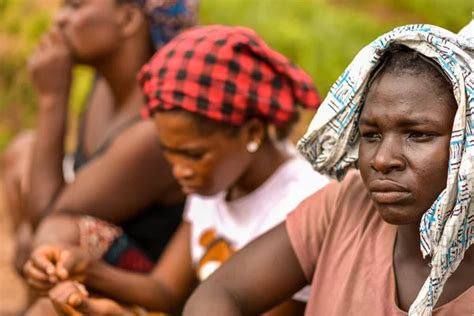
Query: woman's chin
181,185,218,196
376,206,422,226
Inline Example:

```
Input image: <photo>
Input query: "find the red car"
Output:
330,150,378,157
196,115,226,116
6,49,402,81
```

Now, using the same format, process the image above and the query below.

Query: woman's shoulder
104,119,159,153
272,156,330,193
291,169,372,224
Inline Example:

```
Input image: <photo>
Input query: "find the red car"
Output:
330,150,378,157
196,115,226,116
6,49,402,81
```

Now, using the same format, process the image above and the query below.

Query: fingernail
59,268,69,279
69,294,82,306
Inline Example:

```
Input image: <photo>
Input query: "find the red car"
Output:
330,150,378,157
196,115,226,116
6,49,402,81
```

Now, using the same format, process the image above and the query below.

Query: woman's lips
181,185,197,194
370,191,411,204
179,182,201,194
182,187,196,194
368,179,411,204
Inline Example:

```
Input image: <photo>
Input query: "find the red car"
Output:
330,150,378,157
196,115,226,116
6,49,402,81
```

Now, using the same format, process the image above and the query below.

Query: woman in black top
1,0,197,273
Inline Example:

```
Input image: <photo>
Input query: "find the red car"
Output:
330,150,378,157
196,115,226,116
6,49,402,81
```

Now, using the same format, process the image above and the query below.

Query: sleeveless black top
73,103,184,262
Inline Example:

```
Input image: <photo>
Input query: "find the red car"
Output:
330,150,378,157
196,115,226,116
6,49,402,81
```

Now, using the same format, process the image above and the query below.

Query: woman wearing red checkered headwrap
23,26,328,315
139,25,327,313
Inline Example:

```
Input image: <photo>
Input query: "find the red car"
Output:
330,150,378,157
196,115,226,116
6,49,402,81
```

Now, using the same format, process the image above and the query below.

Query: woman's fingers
23,261,55,293
56,249,76,280
49,281,88,310
48,26,67,47
28,27,73,97
25,276,54,291
66,283,88,307
48,281,129,316
30,247,59,282
24,259,49,282
75,297,129,315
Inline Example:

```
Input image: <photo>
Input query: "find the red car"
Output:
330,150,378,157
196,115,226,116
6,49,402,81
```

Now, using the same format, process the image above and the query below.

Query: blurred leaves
0,0,59,149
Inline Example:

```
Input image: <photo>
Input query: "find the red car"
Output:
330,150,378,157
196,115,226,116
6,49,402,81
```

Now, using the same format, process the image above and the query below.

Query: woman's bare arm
41,120,181,225
27,31,182,226
184,223,307,315
26,222,196,313
84,222,196,313
26,29,72,225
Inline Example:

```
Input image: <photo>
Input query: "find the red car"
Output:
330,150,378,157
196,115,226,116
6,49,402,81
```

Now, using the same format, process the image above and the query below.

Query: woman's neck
394,217,474,311
93,39,152,108
396,220,474,263
227,140,291,201
395,222,430,264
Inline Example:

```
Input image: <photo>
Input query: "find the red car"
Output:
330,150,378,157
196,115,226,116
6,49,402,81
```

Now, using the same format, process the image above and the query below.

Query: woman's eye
361,132,381,142
185,151,205,160
408,132,433,141
64,0,81,9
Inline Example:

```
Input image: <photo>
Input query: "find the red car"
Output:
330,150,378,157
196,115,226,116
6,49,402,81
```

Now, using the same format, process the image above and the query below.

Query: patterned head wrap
132,0,199,49
139,25,321,127
297,24,474,315
458,19,473,45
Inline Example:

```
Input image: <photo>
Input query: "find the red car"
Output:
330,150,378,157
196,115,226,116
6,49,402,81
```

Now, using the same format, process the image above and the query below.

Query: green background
0,0,471,150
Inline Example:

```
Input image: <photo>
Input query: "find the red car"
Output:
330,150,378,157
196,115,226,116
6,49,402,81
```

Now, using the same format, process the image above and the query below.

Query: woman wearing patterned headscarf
2,0,198,302
182,25,474,316
23,25,329,315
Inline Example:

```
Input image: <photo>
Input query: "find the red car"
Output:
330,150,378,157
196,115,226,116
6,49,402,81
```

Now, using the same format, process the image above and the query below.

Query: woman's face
154,112,254,196
54,0,127,62
358,70,456,225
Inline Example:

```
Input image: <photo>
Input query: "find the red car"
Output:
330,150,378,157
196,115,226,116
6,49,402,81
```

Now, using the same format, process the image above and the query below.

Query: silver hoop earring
246,141,259,153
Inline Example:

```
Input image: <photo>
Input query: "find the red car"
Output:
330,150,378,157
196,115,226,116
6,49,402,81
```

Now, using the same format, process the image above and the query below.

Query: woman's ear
117,3,147,38
241,118,266,148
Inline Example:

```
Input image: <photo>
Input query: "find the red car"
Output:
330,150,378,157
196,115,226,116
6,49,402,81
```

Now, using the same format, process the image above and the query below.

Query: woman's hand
49,281,88,316
28,27,73,104
49,281,135,316
23,244,91,294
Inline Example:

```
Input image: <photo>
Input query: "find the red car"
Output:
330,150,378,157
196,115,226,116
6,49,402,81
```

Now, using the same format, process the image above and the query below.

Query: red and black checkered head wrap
139,25,321,127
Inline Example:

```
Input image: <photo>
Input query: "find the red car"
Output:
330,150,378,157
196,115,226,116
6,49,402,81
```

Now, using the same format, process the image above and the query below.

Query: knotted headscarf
133,0,199,49
297,24,474,315
139,25,321,127
458,19,473,44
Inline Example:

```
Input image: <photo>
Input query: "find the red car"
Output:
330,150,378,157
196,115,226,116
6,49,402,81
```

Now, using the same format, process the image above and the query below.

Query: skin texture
25,281,136,316
154,111,290,199
54,0,129,64
0,0,184,277
155,112,255,197
48,281,136,316
359,71,474,311
23,113,304,315
26,0,183,224
25,219,197,314
358,71,456,225
181,66,473,315
183,223,307,315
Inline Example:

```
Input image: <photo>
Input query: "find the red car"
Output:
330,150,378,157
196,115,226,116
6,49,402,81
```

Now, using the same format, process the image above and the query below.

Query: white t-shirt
184,154,329,301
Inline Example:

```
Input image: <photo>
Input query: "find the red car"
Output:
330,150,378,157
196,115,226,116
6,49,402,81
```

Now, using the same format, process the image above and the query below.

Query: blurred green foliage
0,0,471,151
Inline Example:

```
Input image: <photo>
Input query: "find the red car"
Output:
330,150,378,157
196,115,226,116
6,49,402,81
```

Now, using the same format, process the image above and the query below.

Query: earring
246,140,260,153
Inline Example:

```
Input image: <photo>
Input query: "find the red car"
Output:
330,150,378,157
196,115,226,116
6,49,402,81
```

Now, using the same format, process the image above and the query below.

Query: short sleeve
183,195,195,223
183,194,203,224
182,194,217,265
286,180,340,282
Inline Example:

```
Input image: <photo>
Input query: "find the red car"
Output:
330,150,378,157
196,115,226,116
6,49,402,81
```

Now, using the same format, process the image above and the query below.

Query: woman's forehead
360,71,456,126
155,111,202,135
154,111,236,145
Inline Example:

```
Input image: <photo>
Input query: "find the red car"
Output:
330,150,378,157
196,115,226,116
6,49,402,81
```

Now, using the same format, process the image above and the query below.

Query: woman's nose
54,8,68,28
370,136,406,174
172,163,195,180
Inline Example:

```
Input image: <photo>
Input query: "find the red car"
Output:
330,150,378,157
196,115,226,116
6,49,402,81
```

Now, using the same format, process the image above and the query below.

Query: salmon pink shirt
286,171,474,315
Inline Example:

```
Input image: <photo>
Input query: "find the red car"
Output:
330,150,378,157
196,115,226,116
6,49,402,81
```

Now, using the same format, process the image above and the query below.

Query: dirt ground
0,181,27,316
